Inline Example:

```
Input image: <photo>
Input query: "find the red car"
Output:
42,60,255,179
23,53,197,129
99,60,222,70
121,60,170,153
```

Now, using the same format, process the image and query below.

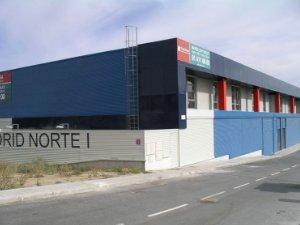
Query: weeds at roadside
0,158,142,190
58,164,73,177
0,162,28,190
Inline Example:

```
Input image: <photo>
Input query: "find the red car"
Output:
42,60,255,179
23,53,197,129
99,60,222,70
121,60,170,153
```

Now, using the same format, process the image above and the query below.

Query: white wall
182,76,215,166
144,129,179,171
179,110,214,166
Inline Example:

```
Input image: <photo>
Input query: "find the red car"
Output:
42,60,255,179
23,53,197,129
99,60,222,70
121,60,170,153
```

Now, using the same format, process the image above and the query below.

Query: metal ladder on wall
124,26,139,130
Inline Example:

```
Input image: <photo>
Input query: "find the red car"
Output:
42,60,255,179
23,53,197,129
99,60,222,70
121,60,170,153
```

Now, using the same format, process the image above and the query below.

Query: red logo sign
0,72,12,84
177,38,190,63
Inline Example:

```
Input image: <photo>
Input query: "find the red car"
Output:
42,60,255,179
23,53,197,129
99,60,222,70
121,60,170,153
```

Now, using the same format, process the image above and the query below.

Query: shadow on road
278,199,300,204
255,182,300,193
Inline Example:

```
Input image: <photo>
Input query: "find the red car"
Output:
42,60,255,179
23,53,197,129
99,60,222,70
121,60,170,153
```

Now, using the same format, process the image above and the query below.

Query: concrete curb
0,147,299,205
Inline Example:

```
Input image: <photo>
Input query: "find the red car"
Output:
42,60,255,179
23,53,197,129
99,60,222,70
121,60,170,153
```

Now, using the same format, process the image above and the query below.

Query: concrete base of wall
70,160,145,171
233,150,262,159
275,143,300,156
210,155,230,161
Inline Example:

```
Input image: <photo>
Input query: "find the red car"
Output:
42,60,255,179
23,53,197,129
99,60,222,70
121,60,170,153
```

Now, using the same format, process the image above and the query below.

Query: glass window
251,92,254,111
245,88,252,111
281,97,287,113
187,76,197,109
211,82,218,110
231,86,241,110
262,92,267,112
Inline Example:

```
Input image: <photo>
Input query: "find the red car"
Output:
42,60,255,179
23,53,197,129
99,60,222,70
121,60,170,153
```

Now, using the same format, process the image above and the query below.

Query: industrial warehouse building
1,37,300,171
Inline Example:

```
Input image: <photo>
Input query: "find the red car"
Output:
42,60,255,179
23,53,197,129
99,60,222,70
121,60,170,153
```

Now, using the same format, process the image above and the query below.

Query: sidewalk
0,146,299,206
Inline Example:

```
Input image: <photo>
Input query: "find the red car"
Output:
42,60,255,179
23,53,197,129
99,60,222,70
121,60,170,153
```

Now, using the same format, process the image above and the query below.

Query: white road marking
116,224,125,225
271,172,281,176
282,168,290,171
233,183,250,189
147,204,188,217
291,164,298,168
255,177,267,182
200,191,226,201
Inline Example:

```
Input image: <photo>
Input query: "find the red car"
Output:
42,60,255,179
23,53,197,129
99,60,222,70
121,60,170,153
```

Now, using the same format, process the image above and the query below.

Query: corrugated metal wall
0,130,144,164
262,118,274,156
214,111,300,158
0,49,126,118
179,111,214,166
286,117,300,147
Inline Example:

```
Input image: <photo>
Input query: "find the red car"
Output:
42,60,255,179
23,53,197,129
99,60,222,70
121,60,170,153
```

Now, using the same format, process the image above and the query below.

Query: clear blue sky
0,0,299,85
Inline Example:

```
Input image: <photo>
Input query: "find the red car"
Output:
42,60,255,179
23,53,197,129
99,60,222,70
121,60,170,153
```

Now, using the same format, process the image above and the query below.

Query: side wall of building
0,50,126,118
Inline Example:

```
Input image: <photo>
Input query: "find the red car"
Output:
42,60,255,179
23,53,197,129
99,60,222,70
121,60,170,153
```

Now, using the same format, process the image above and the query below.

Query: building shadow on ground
255,182,300,193
278,199,300,204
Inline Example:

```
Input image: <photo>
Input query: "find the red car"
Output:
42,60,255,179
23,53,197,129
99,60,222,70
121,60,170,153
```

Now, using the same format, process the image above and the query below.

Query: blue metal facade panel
214,111,300,158
0,50,126,118
214,118,242,157
286,117,300,147
214,111,263,158
241,118,263,157
262,118,274,156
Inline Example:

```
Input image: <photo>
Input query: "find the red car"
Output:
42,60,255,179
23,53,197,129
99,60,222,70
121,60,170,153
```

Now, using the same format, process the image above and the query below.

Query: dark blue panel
177,63,187,129
138,39,180,129
0,50,126,118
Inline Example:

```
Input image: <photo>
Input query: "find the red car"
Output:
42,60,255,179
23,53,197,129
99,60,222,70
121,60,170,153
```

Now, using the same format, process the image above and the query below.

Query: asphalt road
1,151,300,225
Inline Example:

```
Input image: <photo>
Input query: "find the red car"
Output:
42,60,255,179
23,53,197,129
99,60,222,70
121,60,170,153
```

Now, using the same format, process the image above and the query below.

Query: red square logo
177,38,190,63
0,72,12,84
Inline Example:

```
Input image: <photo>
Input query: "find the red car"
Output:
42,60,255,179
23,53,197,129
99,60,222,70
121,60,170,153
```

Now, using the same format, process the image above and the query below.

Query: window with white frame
262,91,268,112
187,76,197,109
281,96,288,113
251,91,254,111
245,87,252,111
211,82,218,110
231,85,241,110
281,97,285,113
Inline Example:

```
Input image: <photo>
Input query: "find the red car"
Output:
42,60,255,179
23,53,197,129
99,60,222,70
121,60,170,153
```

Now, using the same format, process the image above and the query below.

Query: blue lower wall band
214,111,300,158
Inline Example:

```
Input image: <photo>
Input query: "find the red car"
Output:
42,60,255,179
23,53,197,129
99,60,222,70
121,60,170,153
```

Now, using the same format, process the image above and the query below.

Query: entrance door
277,118,286,151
